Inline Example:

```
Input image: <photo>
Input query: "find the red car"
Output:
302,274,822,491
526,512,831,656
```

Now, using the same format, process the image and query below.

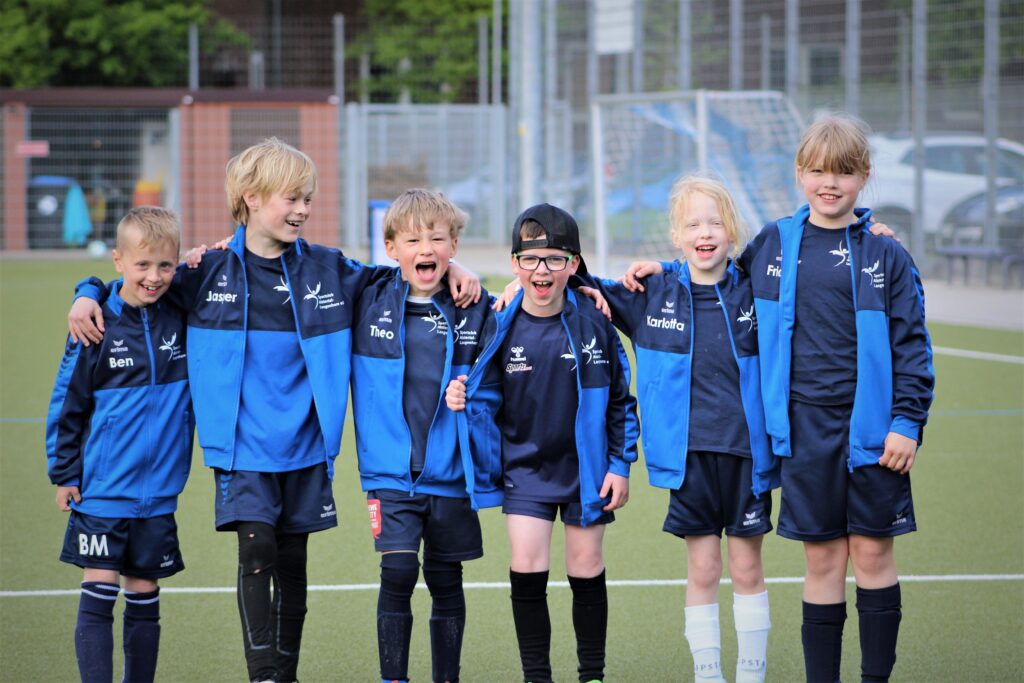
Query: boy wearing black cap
446,204,639,683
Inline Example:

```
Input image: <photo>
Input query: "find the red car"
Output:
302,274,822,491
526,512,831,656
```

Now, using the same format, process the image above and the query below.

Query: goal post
590,90,805,275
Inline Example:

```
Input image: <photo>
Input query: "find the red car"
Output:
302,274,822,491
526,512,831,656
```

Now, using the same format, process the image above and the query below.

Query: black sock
510,569,552,683
802,601,847,683
237,522,278,681
76,581,119,683
857,583,902,683
274,532,309,682
568,570,607,683
123,587,160,683
424,559,466,683
378,553,419,682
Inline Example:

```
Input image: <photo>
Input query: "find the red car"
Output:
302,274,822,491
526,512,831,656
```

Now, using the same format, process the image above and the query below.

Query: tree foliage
0,0,248,88
353,0,501,103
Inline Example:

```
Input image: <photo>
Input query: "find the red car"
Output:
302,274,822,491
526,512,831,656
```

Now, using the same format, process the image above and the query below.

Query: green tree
0,0,248,88
353,0,502,103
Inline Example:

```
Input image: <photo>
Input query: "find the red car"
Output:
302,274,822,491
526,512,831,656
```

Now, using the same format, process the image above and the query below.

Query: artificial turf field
1,259,1021,682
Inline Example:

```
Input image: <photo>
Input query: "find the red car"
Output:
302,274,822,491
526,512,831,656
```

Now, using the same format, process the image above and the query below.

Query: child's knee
237,523,277,576
380,552,420,598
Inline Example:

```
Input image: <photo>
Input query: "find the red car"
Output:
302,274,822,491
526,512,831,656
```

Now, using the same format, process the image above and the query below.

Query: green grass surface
1,260,1022,681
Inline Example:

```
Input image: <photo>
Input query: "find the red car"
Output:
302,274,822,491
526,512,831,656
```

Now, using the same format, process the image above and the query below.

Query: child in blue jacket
446,203,639,683
48,207,193,683
349,189,494,683
66,139,481,683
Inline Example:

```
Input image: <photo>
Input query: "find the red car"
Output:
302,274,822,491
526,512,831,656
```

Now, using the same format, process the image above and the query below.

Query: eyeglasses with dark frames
514,254,573,271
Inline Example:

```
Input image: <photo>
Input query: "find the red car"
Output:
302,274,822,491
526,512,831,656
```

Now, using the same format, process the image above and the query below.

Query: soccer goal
589,90,805,274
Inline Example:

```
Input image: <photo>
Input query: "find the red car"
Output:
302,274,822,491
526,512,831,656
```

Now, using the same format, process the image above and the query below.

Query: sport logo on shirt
560,344,576,371
830,241,850,267
302,282,342,310
506,346,533,374
421,311,449,336
580,337,608,365
273,276,291,304
861,260,885,289
158,333,186,361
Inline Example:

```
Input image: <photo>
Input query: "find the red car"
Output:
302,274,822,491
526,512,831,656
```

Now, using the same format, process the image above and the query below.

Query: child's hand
56,486,81,512
622,261,663,292
868,221,899,241
576,286,612,320
445,376,468,411
493,279,521,311
878,432,917,474
185,236,232,268
448,261,482,308
68,298,105,346
600,473,629,511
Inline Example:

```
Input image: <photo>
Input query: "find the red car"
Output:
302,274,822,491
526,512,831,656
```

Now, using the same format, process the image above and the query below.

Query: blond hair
383,188,468,241
795,113,872,176
668,175,747,257
225,138,317,225
116,206,181,253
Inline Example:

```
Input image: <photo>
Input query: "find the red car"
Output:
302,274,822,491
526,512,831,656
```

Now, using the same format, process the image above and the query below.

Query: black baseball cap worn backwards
511,203,588,275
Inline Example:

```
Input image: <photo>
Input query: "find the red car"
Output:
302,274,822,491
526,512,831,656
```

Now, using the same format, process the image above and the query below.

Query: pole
846,0,860,115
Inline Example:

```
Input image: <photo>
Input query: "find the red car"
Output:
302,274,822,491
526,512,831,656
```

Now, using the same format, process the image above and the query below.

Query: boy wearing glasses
446,203,639,683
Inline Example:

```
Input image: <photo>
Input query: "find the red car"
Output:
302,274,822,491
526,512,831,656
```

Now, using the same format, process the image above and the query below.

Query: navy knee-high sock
423,559,466,683
237,522,278,681
274,532,309,683
123,588,160,682
510,569,552,683
378,553,419,682
802,601,847,683
76,581,119,683
568,570,608,683
857,584,902,683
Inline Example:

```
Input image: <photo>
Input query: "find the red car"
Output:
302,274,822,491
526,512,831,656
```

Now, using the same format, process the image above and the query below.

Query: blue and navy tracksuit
586,261,780,497
47,281,194,518
737,205,934,469
350,271,494,503
76,226,387,478
455,290,640,526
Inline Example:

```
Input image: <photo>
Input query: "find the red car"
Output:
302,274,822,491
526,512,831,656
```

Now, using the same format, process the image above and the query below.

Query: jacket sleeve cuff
890,415,921,442
608,457,631,478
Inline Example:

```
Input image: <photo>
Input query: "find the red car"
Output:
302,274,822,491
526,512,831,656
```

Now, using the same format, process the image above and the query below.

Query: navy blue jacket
47,281,194,518
587,262,779,496
76,226,387,477
351,271,494,502
456,289,640,525
738,205,934,468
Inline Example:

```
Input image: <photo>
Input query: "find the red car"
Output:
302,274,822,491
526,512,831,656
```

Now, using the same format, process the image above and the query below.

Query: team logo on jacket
158,333,186,362
737,305,757,332
506,345,533,374
661,300,676,314
421,311,449,336
110,339,129,353
108,339,135,368
454,317,477,346
302,282,342,310
861,260,885,289
273,276,291,304
581,337,608,365
217,273,229,287
830,241,850,267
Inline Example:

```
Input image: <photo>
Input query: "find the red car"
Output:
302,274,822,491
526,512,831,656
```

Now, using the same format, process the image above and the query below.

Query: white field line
933,346,1024,364
3,574,1022,598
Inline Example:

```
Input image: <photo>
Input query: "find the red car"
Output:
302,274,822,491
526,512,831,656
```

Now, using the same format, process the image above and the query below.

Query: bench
934,244,1024,287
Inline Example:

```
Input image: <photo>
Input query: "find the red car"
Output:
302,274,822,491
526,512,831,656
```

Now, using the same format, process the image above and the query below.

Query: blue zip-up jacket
455,289,640,525
351,271,494,502
736,205,934,468
584,261,779,496
75,226,387,477
47,281,194,518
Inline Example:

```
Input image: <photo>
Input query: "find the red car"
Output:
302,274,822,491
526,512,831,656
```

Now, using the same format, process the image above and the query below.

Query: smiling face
672,190,733,285
244,181,314,257
798,164,869,229
112,224,179,308
385,220,458,298
512,247,579,317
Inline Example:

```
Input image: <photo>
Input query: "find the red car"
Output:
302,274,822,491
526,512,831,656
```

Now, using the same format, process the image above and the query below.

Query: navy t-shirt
791,223,858,405
496,310,580,502
234,249,323,471
402,297,447,473
687,283,751,457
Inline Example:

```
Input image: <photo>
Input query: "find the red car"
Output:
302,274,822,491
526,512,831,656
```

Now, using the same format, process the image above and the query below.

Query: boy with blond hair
48,207,193,683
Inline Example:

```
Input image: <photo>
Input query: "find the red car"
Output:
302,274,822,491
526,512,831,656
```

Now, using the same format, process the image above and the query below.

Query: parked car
866,133,1024,239
938,185,1023,249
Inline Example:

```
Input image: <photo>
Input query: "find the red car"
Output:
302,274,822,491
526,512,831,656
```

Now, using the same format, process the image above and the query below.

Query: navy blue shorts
59,511,185,579
366,489,483,562
777,401,916,542
502,498,614,527
214,463,337,534
662,451,773,539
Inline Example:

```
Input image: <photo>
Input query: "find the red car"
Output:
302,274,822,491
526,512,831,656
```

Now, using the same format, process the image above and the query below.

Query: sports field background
1,259,1022,681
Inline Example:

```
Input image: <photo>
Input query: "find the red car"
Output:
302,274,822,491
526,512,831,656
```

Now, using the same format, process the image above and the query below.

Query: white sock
733,591,771,683
685,602,726,682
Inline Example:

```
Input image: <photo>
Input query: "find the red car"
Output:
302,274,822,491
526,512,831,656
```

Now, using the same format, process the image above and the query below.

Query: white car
865,134,1024,237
